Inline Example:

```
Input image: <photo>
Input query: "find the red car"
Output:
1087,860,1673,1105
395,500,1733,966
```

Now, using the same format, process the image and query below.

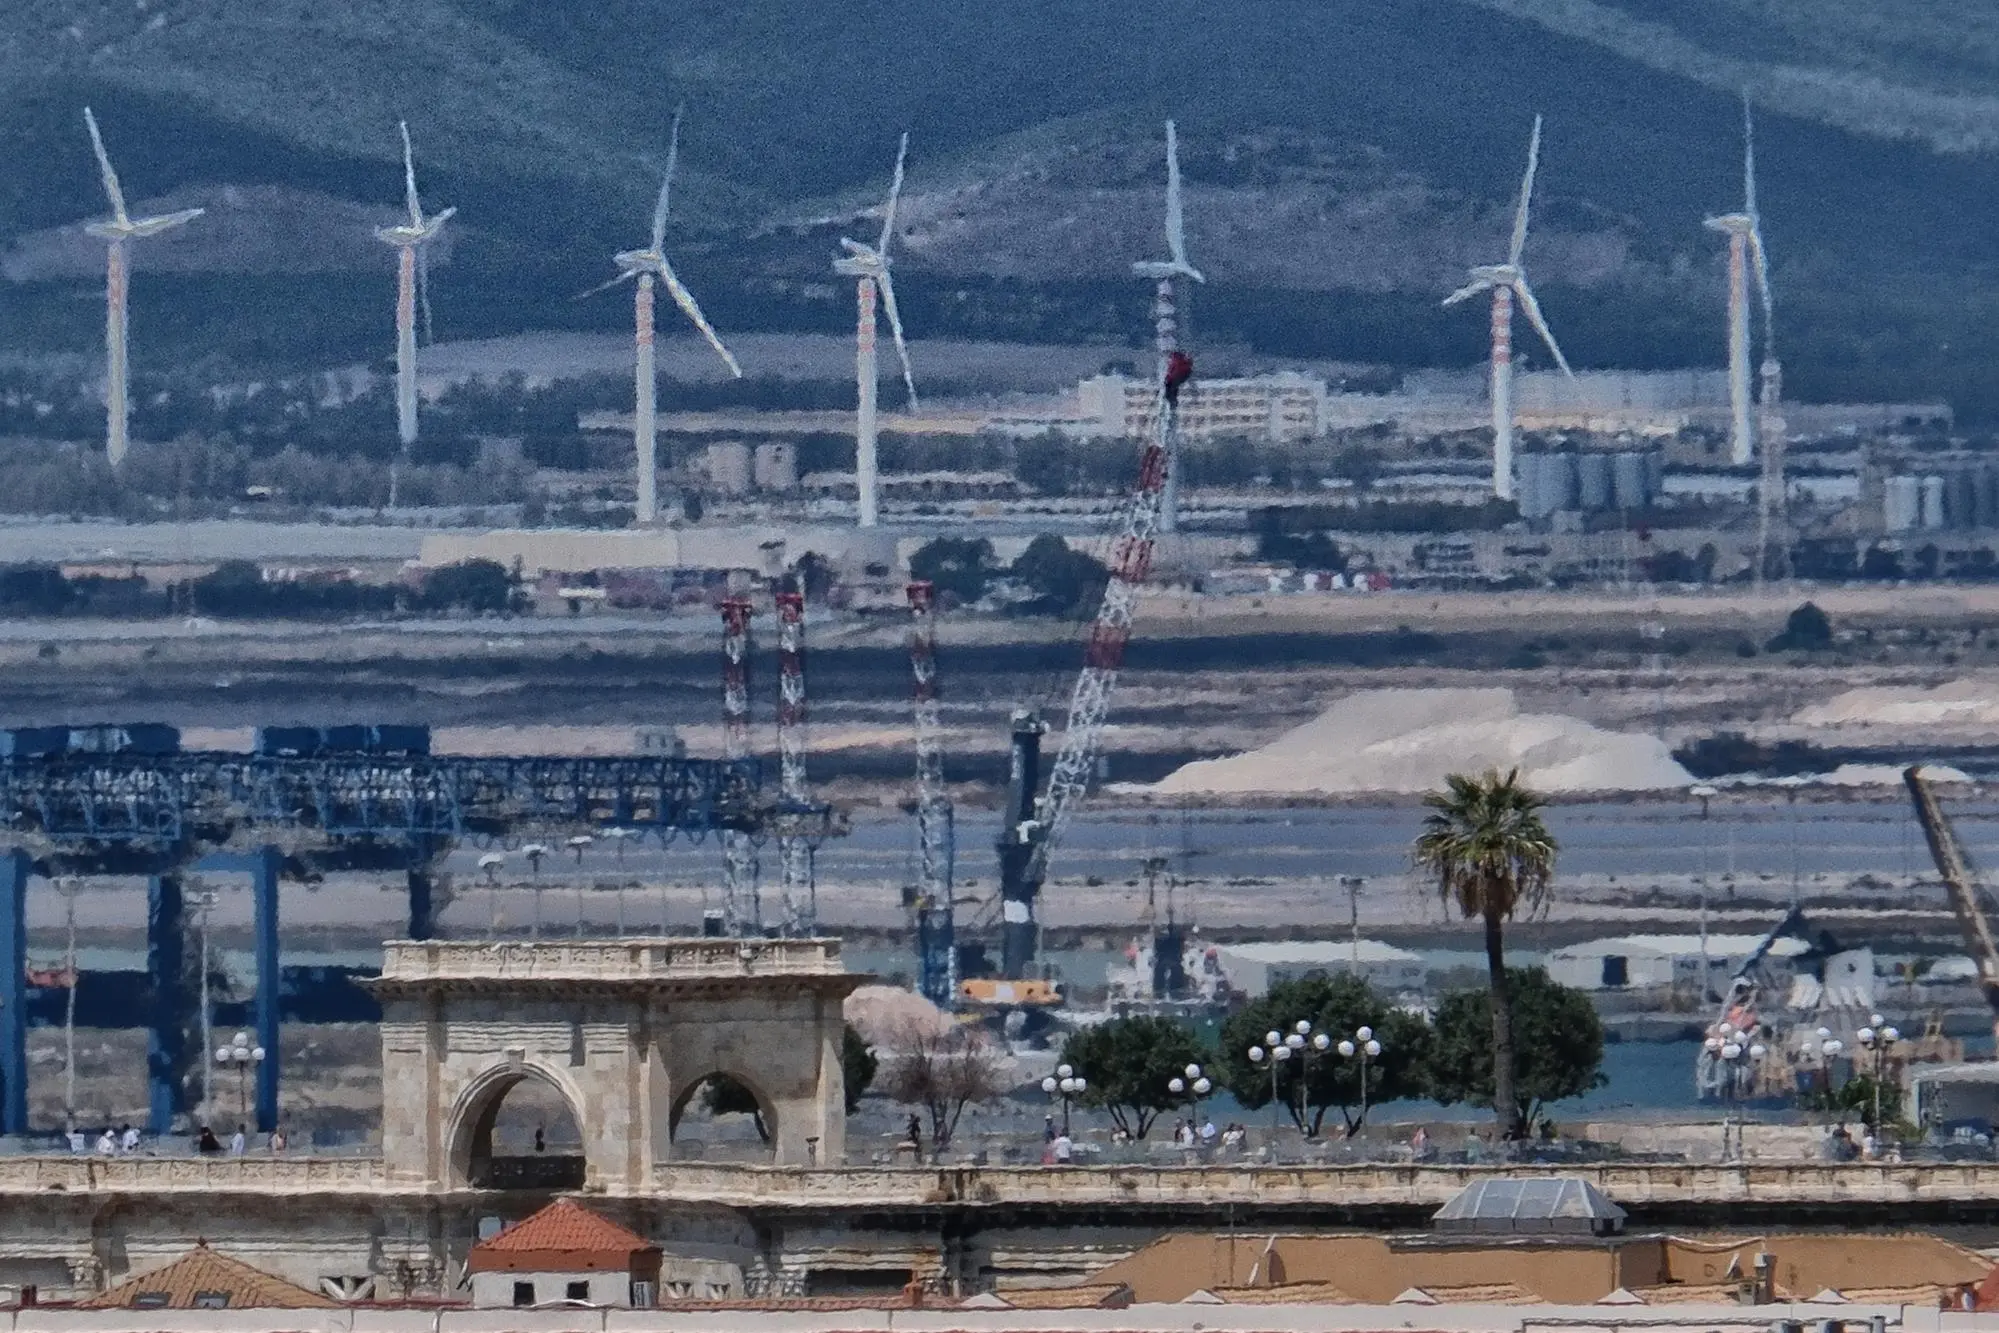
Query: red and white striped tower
719,597,759,934
1487,283,1515,501
774,590,813,935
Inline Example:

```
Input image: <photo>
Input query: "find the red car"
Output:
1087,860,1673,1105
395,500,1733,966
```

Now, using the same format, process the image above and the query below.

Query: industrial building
1545,933,1809,992
1516,449,1665,520
416,525,899,581
1210,939,1425,996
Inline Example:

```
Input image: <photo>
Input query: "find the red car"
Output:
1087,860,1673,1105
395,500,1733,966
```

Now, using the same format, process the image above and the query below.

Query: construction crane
774,590,814,936
904,581,956,1007
719,597,760,935
1903,764,1999,1047
992,123,1192,981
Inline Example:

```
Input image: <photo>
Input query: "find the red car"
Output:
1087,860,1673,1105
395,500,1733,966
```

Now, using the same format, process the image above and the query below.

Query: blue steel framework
0,751,773,1139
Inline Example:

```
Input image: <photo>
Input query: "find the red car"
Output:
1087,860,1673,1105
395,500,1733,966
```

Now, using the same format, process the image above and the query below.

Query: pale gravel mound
1795,679,1999,730
843,985,950,1048
1148,688,1691,796
1815,762,1970,787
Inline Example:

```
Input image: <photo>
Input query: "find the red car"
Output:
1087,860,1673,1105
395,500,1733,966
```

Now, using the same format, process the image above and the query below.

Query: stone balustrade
0,1154,389,1193
0,1156,1992,1211
377,936,847,982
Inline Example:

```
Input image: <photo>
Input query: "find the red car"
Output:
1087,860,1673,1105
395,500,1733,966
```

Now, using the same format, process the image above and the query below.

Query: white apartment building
1073,371,1332,443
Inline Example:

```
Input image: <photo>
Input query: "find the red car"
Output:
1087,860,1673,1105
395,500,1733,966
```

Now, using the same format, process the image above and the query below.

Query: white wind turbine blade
878,131,908,256
400,121,422,228
656,258,743,377
573,270,637,301
1164,119,1203,281
1743,97,1776,347
1512,278,1573,376
1509,114,1542,268
1442,277,1494,307
83,107,129,225
876,267,918,410
652,107,682,253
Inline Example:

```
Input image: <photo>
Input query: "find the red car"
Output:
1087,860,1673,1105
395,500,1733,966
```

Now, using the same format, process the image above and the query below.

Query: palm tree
1413,768,1558,1140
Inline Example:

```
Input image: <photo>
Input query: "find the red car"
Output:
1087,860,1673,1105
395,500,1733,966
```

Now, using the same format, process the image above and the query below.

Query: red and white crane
994,121,1192,979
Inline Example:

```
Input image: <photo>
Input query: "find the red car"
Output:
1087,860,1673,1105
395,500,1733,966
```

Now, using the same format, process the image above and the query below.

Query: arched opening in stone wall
455,1068,586,1189
669,1073,777,1164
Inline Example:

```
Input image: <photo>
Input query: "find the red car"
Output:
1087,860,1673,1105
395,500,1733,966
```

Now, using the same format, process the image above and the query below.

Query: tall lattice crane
774,590,815,936
905,581,956,1006
719,596,760,935
993,122,1194,980
1904,764,1999,1047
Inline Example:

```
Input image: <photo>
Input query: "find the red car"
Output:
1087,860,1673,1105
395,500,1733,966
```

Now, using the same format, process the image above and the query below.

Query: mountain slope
0,0,1994,416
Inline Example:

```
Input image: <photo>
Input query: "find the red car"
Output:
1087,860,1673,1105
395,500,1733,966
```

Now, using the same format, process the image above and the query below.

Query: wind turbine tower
1133,121,1203,533
81,108,204,469
834,134,919,529
375,123,454,462
1442,115,1572,502
586,111,743,525
1738,98,1786,578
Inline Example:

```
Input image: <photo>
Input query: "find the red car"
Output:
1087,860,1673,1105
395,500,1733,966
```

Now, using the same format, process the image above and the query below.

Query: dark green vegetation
1059,1014,1208,1141
1063,971,1604,1139
1414,768,1560,1140
1426,966,1609,1133
5,1,1999,417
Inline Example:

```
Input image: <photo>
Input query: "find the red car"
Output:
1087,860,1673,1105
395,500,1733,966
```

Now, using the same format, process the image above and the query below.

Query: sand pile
1147,688,1691,796
1795,679,1999,731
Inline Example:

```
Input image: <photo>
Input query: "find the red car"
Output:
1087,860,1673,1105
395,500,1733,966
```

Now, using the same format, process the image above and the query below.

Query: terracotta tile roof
1626,1282,1772,1306
468,1200,658,1273
1836,1284,1963,1307
1407,1282,1541,1305
1209,1282,1362,1305
993,1284,1132,1310
82,1244,338,1311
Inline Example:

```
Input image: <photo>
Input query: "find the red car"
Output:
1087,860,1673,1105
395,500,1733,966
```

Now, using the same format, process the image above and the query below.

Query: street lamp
1704,1022,1765,1162
1039,1063,1086,1136
1166,1062,1212,1143
1247,1032,1294,1134
215,1031,266,1124
1336,1026,1385,1134
1856,1013,1901,1137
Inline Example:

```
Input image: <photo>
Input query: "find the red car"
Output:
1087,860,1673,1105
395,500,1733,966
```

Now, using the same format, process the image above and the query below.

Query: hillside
0,0,1995,416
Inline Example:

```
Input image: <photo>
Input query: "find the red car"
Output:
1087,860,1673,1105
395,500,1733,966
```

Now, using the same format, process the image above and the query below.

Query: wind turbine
374,122,455,467
1132,120,1204,533
1443,114,1572,502
585,110,743,526
833,133,918,529
1705,96,1774,471
81,108,203,470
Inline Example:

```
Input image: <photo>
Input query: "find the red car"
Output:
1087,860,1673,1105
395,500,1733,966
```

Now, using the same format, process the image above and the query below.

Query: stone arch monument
373,939,863,1188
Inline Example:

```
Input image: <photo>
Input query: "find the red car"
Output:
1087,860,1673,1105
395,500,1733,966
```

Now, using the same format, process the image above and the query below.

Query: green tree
1010,534,1109,617
420,559,516,614
1058,1014,1205,1140
1216,973,1431,1136
1767,601,1833,652
1426,966,1605,1131
909,536,997,605
843,1024,878,1114
1413,768,1559,1140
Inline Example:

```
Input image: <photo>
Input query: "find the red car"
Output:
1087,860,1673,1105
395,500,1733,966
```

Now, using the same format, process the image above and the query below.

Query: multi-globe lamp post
1040,1064,1086,1136
1167,1063,1207,1151
1704,1021,1765,1162
216,1030,266,1123
1247,1031,1295,1133
1856,1014,1901,1135
1337,1026,1385,1131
